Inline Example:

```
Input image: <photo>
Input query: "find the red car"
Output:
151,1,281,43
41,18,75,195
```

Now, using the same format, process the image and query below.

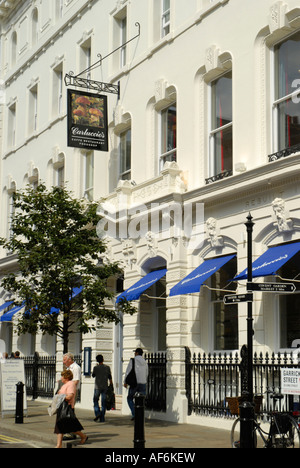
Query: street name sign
223,293,253,305
247,282,296,293
281,368,300,395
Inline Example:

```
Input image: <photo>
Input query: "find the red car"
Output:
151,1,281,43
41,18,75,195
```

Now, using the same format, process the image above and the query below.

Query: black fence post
15,381,24,424
32,352,39,400
133,393,145,449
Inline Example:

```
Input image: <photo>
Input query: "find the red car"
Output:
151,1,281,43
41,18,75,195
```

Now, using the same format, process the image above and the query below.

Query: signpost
223,214,296,448
247,282,295,293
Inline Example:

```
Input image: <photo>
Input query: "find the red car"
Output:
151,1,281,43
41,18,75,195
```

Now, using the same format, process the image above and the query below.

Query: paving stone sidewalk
0,400,231,449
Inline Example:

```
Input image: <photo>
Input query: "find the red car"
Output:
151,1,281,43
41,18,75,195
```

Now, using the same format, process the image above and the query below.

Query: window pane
163,0,170,12
211,72,232,177
275,32,300,100
214,303,238,350
280,295,300,348
277,98,300,150
212,72,232,130
211,257,238,351
278,251,300,348
161,105,176,158
120,129,131,179
213,126,233,174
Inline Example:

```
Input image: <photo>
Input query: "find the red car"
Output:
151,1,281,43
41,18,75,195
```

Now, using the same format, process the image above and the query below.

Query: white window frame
7,102,16,148
271,33,300,154
120,16,127,68
161,0,170,38
28,83,38,134
209,71,233,178
52,62,63,117
119,128,131,181
158,102,177,172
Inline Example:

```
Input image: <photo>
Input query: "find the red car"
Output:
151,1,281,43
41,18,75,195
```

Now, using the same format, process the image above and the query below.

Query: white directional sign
281,368,300,395
247,282,296,293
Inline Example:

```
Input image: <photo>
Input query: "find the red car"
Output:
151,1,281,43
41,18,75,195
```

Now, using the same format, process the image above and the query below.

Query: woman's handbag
125,358,137,388
56,400,83,434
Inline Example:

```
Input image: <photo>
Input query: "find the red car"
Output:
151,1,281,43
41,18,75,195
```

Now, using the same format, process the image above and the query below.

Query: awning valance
234,241,300,281
169,254,236,297
116,269,167,303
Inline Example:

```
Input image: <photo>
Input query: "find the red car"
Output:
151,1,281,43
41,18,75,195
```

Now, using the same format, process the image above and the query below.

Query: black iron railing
24,353,57,399
268,143,300,162
145,352,167,412
23,352,82,401
185,347,300,418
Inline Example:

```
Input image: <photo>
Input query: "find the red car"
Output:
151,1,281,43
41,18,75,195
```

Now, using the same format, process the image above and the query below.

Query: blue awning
0,303,24,322
169,254,236,297
0,300,14,313
234,241,300,281
71,286,83,298
116,269,167,303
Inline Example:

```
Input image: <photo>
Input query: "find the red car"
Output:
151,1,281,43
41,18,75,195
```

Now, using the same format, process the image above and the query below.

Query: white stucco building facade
0,0,300,425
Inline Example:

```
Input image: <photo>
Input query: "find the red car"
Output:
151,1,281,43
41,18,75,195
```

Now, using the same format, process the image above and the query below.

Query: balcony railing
205,170,232,185
268,143,300,162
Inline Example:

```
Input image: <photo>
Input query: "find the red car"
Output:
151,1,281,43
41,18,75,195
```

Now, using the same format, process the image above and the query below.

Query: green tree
0,183,134,353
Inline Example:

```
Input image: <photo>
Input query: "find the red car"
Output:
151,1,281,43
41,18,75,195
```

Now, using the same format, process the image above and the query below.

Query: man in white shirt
124,348,148,420
63,353,81,392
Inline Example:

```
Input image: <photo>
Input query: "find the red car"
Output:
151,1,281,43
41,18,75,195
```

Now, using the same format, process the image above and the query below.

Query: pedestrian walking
62,352,81,440
54,370,88,448
124,348,148,420
92,354,113,422
63,353,81,392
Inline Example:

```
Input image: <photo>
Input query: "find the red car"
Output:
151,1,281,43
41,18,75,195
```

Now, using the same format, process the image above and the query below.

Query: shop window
210,256,238,351
278,250,300,349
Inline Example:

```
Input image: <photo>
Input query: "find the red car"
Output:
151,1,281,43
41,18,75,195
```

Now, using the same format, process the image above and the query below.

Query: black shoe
94,415,100,422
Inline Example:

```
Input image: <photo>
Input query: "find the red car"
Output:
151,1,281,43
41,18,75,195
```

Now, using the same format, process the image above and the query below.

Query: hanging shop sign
67,90,108,152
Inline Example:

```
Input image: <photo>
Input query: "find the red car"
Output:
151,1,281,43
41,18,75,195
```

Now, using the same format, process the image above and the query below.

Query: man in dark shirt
92,354,112,422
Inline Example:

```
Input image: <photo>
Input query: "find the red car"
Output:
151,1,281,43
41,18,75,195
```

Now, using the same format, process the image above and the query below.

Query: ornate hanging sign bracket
64,22,141,99
64,73,120,98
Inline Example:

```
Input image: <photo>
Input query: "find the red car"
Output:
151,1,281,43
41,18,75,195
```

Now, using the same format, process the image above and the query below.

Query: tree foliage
0,184,135,353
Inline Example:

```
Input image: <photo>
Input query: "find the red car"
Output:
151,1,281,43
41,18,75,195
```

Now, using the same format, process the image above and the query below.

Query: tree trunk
62,314,69,354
